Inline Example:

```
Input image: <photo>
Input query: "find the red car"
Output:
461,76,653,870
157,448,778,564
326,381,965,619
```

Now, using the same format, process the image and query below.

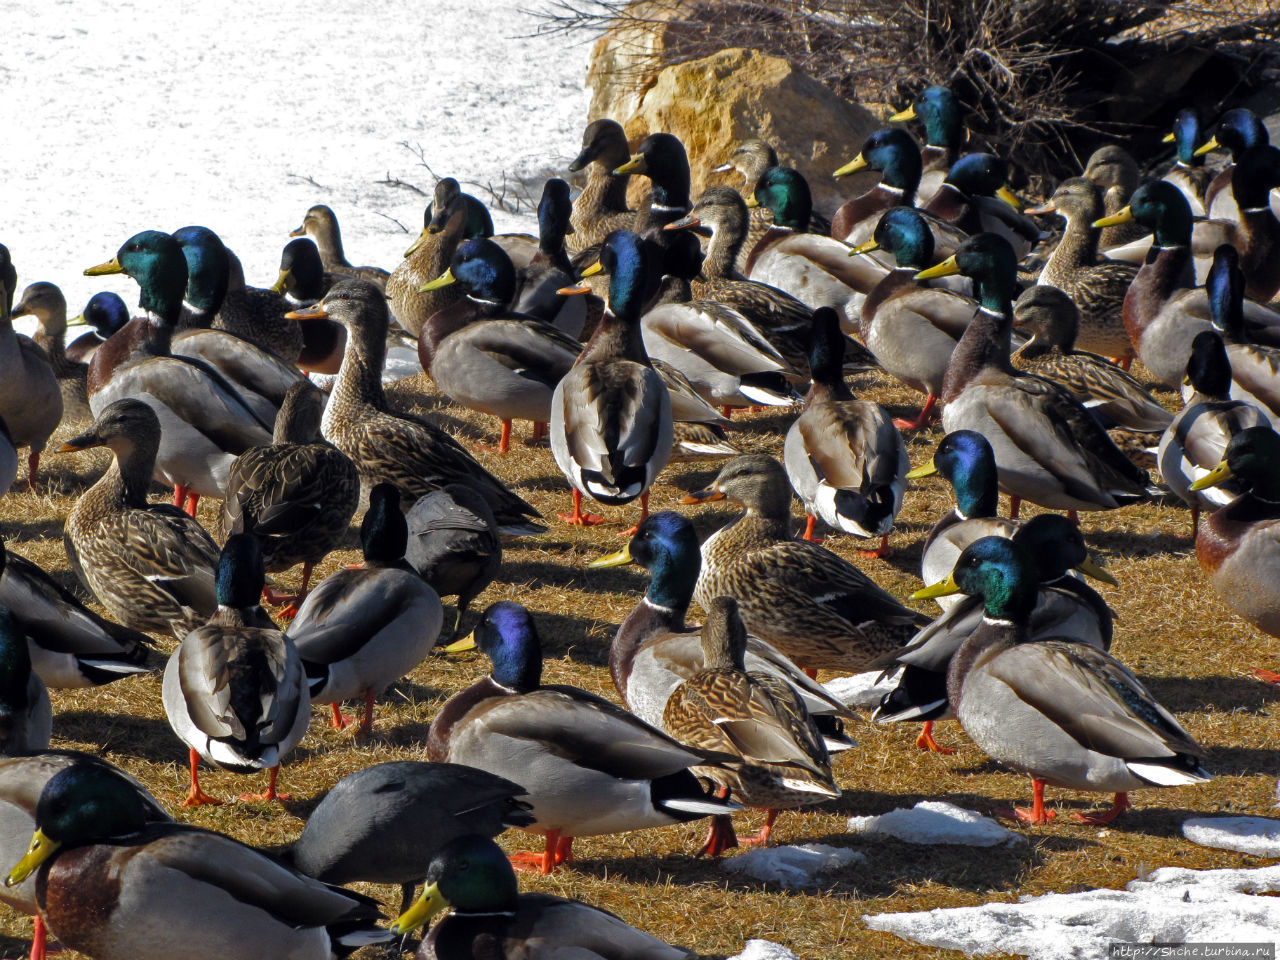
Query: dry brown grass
1,365,1278,959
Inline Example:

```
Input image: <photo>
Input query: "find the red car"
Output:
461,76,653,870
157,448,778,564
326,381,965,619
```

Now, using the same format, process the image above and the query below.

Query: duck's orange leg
510,830,562,874
999,777,1055,825
915,720,956,754
739,809,781,847
619,493,650,537
857,532,891,558
893,393,938,431
1072,792,1130,824
238,765,291,803
801,514,825,543
182,748,222,807
558,489,604,526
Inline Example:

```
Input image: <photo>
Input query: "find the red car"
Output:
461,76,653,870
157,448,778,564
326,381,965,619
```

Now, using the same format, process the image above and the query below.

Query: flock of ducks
0,86,1278,959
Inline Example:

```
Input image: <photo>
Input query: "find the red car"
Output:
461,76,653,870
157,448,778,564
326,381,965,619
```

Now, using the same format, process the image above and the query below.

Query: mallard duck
613,132,704,282
220,380,359,616
173,225,305,363
287,280,543,533
1162,108,1211,216
65,291,130,365
3,759,391,959
784,307,907,552
1206,145,1280,302
419,237,581,453
550,230,672,529
0,608,51,757
0,278,62,491
287,483,442,733
510,178,587,338
1196,108,1274,223
1011,285,1172,433
682,454,928,673
591,510,858,754
1190,426,1280,648
1023,177,1139,361
1158,330,1268,532
742,166,888,322
1083,145,1148,250
270,239,349,374
567,118,637,253
874,514,1115,754
663,597,838,853
392,834,694,958
289,203,390,288
429,601,740,874
0,537,155,689
890,85,965,198
10,282,91,423
714,138,783,270
405,485,501,639
921,233,1151,514
831,128,922,245
286,762,533,914
84,230,275,512
59,400,219,638
920,153,1039,259
853,206,977,430
162,534,308,805
914,536,1210,824
1199,244,1280,429
0,752,171,960
387,178,492,337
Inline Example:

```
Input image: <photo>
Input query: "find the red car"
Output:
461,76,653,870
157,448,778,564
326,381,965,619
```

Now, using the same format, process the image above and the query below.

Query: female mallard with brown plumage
0,277,62,491
286,280,543,534
220,380,359,617
682,454,928,674
921,233,1152,515
1011,285,1171,433
784,306,906,553
663,597,838,854
10,282,90,423
59,399,219,640
290,203,390,288
566,119,636,253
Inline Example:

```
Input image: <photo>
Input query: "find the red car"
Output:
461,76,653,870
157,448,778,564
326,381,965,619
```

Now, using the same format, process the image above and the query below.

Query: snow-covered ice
848,801,1023,847
865,863,1280,959
824,671,896,709
5,0,590,325
728,941,802,960
1183,816,1280,857
721,843,865,889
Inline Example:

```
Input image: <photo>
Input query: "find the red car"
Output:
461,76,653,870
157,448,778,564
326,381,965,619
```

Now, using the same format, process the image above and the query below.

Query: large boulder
619,48,881,217
585,0,699,123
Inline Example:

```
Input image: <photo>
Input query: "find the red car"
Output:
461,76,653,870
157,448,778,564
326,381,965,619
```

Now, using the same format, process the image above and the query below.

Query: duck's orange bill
285,306,328,320
679,488,724,505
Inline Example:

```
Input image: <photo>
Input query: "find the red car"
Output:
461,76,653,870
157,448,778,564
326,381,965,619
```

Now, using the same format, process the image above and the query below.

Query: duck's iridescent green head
1185,330,1232,399
216,534,265,609
1012,514,1110,585
1121,180,1193,248
1212,108,1269,157
1201,426,1280,502
1170,109,1204,166
87,230,188,322
6,762,151,887
944,153,1007,200
914,85,962,150
925,232,1017,313
1230,146,1280,211
752,167,812,231
807,306,848,394
0,607,34,736
473,601,542,693
172,226,230,314
945,536,1038,621
613,510,702,611
538,177,574,252
597,230,649,323
362,483,408,565
873,207,934,270
851,129,922,195
392,834,518,932
616,133,691,208
78,292,131,338
447,238,517,304
1206,244,1244,339
925,430,998,519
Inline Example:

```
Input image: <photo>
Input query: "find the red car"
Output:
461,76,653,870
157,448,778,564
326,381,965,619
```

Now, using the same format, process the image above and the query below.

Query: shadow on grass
1138,673,1280,714
1202,745,1280,777
1083,526,1192,559
499,558,648,597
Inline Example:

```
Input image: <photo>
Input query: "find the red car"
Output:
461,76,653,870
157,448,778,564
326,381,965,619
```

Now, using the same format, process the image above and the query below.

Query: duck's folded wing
108,508,219,614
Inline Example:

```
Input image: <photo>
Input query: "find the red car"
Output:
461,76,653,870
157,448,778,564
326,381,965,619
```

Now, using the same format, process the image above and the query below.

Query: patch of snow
824,671,896,709
721,842,865,890
727,941,801,960
865,863,1280,960
1183,816,1280,857
847,801,1022,847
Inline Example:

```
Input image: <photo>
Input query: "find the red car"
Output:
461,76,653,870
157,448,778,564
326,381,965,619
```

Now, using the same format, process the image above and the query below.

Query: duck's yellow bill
442,632,477,653
1190,459,1233,491
680,488,724,505
1162,132,1177,144
580,261,604,278
271,269,292,294
848,239,879,258
420,268,457,293
889,105,916,123
84,257,122,277
1092,207,1134,229
66,313,88,328
390,881,450,934
404,228,430,258
745,194,759,209
915,255,959,280
5,830,59,887
912,574,960,601
614,153,646,176
905,458,938,480
833,153,868,179
1193,136,1220,158
996,185,1023,212
588,544,633,568
1076,556,1117,586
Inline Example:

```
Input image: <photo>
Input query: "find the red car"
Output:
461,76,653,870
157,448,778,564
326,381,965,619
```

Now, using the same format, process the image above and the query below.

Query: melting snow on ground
721,843,865,889
1182,816,1280,857
727,941,801,960
848,801,1023,847
866,864,1280,959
